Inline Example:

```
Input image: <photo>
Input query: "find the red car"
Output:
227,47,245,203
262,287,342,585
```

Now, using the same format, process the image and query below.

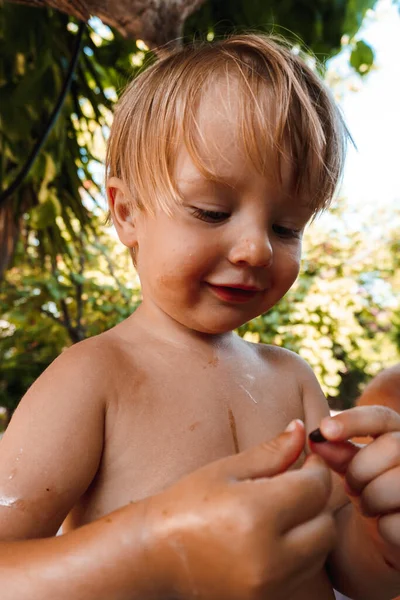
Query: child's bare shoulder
31,325,138,399
52,327,124,368
247,340,329,421
249,340,314,377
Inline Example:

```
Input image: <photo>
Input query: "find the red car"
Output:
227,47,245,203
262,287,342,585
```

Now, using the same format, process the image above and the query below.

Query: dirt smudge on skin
208,356,219,367
228,408,239,454
189,421,200,431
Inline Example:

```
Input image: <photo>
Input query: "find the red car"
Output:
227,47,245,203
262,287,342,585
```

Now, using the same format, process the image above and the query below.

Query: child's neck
129,302,235,351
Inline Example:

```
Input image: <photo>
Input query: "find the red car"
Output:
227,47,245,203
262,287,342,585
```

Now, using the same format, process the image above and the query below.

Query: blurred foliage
185,0,377,71
0,215,140,413
0,4,145,275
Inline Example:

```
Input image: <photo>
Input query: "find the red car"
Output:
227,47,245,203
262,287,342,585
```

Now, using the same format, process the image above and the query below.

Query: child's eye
272,224,301,239
191,208,230,223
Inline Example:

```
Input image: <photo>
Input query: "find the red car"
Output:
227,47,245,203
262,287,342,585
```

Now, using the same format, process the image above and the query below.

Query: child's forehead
193,74,274,153
175,79,295,197
179,80,268,166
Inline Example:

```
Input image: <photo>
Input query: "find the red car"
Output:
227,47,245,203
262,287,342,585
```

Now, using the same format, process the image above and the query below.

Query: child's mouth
207,284,260,303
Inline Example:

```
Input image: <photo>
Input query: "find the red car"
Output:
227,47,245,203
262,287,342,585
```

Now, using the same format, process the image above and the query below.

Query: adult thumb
216,419,306,482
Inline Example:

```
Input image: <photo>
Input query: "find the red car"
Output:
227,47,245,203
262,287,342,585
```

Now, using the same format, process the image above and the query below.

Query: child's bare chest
72,345,303,523
66,343,335,600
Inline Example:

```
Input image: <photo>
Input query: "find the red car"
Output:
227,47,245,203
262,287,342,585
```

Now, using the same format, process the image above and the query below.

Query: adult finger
345,432,400,493
378,513,400,548
359,465,400,516
214,419,305,482
318,406,400,442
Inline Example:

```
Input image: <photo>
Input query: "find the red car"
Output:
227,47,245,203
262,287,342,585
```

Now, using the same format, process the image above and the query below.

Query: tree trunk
0,187,33,277
8,0,207,48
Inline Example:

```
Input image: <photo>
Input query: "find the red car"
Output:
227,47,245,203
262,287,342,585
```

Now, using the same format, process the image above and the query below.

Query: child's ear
107,177,137,248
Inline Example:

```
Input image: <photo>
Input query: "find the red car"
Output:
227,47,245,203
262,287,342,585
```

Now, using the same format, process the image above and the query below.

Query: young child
1,34,400,599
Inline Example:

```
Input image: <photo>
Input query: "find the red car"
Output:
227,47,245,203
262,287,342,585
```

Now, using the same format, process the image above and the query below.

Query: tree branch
39,305,66,327
7,0,207,48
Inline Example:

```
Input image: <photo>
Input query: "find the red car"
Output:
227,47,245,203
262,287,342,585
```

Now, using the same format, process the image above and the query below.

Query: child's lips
206,283,262,303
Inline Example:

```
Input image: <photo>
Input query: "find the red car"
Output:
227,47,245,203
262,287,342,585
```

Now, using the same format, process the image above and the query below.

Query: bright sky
327,0,400,219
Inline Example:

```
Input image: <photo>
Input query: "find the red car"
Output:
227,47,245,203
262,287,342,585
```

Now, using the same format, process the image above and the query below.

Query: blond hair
106,33,349,217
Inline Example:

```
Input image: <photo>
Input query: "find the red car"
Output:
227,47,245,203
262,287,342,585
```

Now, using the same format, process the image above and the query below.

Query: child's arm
0,420,334,600
0,500,157,600
0,338,107,539
301,360,400,599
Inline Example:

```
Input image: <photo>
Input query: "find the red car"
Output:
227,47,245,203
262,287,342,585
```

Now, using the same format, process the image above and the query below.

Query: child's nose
228,231,273,268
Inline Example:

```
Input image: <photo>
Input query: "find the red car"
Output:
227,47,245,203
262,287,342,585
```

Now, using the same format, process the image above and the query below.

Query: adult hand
147,419,335,600
309,406,400,566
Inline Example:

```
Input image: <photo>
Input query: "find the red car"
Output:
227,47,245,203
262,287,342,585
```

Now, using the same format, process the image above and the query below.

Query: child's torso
63,331,335,600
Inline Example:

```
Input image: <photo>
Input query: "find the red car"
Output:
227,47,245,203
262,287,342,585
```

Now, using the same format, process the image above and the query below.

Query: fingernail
322,419,342,437
285,419,303,433
309,428,327,443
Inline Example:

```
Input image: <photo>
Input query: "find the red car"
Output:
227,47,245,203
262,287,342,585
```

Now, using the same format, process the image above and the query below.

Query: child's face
131,86,313,335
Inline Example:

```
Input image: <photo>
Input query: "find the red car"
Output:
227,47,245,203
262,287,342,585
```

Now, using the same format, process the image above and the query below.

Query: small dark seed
309,428,327,443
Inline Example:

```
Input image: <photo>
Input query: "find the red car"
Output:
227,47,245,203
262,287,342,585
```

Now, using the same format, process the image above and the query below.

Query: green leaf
350,40,375,75
30,195,61,230
38,154,58,203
